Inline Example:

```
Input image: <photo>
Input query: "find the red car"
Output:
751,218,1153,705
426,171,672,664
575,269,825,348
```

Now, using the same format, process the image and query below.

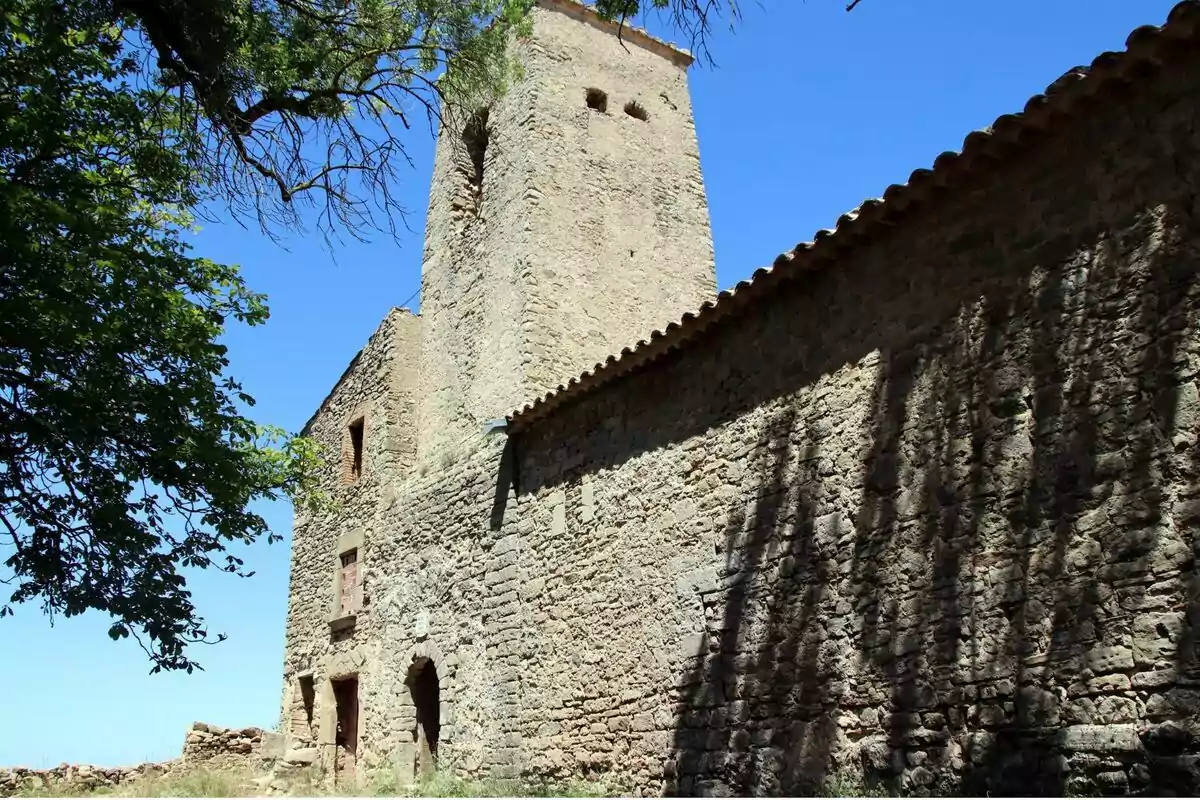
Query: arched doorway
407,658,440,777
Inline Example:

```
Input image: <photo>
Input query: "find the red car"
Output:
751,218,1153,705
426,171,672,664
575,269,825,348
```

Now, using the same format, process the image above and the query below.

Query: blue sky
0,0,1179,770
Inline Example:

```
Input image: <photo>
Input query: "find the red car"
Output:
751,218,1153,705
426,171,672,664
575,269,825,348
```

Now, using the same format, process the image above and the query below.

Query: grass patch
361,769,611,797
818,767,895,798
14,770,249,798
126,770,251,797
13,766,612,798
13,778,107,798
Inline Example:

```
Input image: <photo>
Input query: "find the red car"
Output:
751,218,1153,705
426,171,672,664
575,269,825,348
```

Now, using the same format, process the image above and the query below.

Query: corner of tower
533,0,696,69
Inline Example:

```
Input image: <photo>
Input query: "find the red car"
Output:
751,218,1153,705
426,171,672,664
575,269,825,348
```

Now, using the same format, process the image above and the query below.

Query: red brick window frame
339,550,358,617
329,531,364,630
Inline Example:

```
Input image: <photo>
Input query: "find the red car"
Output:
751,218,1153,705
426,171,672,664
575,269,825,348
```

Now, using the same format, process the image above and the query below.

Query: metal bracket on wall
482,418,508,436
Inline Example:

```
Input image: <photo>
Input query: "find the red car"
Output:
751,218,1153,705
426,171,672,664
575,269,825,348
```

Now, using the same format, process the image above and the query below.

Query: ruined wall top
535,0,696,68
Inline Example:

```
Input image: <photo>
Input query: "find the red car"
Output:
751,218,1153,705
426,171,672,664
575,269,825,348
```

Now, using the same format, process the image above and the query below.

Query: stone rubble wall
282,0,719,781
181,721,280,772
0,722,284,797
0,761,174,797
280,307,420,773
358,28,1200,799
279,6,1200,799
368,436,522,780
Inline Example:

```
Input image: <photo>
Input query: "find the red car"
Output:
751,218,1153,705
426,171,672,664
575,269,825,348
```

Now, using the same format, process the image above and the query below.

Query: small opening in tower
462,108,489,194
348,417,364,480
624,100,649,121
585,88,608,112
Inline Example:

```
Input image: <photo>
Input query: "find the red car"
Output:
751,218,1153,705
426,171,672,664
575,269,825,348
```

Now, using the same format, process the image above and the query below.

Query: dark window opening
291,673,317,742
408,659,440,778
332,676,359,780
462,109,489,188
624,100,649,121
348,417,364,480
299,675,315,729
585,88,608,112
458,108,489,216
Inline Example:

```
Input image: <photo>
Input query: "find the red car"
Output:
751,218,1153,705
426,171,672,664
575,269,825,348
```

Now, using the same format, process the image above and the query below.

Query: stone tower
415,0,717,458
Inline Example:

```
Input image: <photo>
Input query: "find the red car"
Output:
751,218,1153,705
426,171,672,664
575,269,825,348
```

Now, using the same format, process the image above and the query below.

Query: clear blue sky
1,0,1178,770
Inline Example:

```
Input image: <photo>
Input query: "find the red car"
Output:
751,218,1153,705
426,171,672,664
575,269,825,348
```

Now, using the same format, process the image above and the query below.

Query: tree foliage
119,0,533,238
594,0,743,64
0,0,763,672
1,0,540,672
0,0,333,672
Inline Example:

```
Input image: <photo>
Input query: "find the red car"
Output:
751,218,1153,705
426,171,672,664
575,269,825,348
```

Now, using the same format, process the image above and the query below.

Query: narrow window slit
459,108,489,216
347,417,364,481
339,549,358,618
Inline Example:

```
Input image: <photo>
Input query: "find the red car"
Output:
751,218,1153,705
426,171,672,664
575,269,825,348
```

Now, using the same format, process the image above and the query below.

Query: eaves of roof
506,0,1200,431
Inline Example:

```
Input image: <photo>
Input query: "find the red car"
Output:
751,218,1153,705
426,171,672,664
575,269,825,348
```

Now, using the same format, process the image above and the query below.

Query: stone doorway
331,676,359,783
406,658,440,778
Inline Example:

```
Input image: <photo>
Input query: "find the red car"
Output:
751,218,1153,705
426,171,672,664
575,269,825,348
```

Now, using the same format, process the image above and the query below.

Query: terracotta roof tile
507,0,1200,429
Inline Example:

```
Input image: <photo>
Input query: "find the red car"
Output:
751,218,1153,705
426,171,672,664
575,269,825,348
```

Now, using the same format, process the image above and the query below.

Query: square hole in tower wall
624,100,649,121
585,87,608,112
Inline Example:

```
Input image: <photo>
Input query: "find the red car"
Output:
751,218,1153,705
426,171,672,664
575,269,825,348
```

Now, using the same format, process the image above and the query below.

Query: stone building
280,0,1200,794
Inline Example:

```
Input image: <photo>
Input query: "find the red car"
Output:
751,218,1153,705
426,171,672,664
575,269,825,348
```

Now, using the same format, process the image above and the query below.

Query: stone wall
356,13,1200,797
181,722,282,773
0,762,173,797
0,722,284,797
501,28,1200,796
281,0,720,781
280,307,419,773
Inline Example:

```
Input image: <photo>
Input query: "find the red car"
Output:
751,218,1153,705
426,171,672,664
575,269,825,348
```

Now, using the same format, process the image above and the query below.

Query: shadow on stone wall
668,402,835,795
507,47,1200,798
665,196,1200,796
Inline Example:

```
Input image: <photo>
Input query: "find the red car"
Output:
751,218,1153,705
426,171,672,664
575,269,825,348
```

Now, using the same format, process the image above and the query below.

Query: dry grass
13,769,251,797
12,766,612,798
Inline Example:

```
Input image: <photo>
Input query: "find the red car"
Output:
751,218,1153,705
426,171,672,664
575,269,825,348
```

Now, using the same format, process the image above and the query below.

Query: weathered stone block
1086,646,1135,675
259,732,286,760
283,748,318,765
1059,725,1143,754
1132,612,1183,666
